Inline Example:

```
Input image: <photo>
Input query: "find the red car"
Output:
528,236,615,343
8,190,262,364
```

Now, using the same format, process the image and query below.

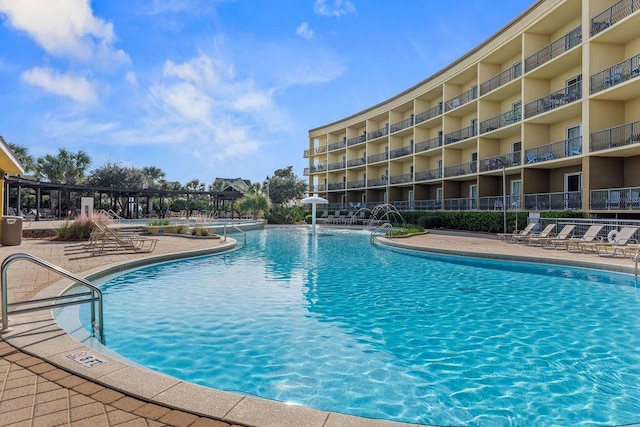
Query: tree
236,193,269,219
209,178,227,192
2,139,35,173
36,149,91,184
266,166,307,206
141,166,166,189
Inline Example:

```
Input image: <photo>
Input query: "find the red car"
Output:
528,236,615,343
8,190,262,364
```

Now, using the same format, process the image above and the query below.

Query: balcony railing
479,108,521,133
524,26,581,72
328,140,346,151
415,168,442,181
413,200,441,210
445,124,477,145
591,0,640,36
415,136,442,153
328,161,345,171
479,151,521,172
443,198,476,211
479,62,522,95
308,184,325,192
444,86,477,112
524,136,582,164
415,104,443,124
367,177,386,187
390,173,412,185
367,152,388,163
347,180,366,189
590,54,640,94
304,164,327,175
444,161,477,178
524,82,582,118
390,117,413,133
347,157,366,167
590,120,640,152
523,191,582,211
303,149,310,158
390,145,413,159
590,186,640,210
327,182,345,190
347,134,366,146
477,196,515,211
367,125,388,140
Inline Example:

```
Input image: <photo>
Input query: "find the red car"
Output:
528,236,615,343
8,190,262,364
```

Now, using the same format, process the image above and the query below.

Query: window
566,125,582,156
510,180,522,209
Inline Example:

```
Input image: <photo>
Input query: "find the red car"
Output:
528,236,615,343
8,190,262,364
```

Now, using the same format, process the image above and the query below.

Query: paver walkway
0,224,637,426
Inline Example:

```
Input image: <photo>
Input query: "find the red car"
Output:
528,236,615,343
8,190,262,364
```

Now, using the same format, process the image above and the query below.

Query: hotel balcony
524,26,581,73
390,145,413,159
327,182,345,191
367,152,388,164
479,108,521,134
347,134,366,147
524,82,581,118
346,179,366,189
389,173,412,185
328,140,346,152
444,161,477,178
308,184,325,192
303,164,327,175
590,55,640,94
445,124,477,145
303,145,327,158
524,136,582,164
415,168,442,181
591,0,640,36
477,195,520,211
444,86,477,112
523,191,581,211
415,136,442,153
479,152,521,172
479,62,522,96
347,157,366,167
443,197,476,211
390,117,413,134
590,120,640,152
367,125,388,141
590,186,640,210
367,177,386,187
415,104,443,124
413,199,441,210
328,161,346,171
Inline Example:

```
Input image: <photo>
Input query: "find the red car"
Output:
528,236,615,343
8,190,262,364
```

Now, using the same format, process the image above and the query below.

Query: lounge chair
517,223,556,244
497,222,536,242
588,227,640,257
316,210,329,224
529,224,575,247
564,225,604,251
88,220,158,254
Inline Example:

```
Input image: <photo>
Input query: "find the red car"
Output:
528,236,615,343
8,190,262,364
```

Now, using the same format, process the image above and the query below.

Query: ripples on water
83,227,640,426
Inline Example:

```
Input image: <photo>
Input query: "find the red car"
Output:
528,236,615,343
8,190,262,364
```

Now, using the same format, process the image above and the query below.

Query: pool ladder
223,224,247,246
1,253,105,344
370,222,393,244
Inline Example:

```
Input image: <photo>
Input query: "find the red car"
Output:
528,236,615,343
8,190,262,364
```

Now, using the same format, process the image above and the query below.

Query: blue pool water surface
84,228,640,426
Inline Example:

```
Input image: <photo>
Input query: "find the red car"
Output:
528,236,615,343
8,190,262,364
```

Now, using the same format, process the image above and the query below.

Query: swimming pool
78,227,640,426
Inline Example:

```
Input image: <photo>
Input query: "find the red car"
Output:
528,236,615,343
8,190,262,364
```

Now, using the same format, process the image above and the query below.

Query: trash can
1,216,23,246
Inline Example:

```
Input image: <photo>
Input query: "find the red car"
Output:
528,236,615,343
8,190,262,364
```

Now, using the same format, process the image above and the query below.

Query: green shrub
149,219,170,226
190,227,211,236
417,216,442,229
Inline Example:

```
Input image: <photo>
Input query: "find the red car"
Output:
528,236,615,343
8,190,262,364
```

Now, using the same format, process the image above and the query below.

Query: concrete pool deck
0,223,638,426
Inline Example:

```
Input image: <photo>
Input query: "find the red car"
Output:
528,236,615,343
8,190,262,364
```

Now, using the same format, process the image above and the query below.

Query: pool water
83,227,640,426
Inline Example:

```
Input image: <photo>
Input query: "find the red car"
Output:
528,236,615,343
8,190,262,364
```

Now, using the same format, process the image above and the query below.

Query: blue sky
0,0,534,186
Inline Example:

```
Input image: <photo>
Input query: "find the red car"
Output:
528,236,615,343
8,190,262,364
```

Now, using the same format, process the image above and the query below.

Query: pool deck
0,222,637,427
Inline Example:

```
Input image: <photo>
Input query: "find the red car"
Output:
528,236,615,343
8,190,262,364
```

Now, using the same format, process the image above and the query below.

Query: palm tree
142,166,166,189
3,140,35,173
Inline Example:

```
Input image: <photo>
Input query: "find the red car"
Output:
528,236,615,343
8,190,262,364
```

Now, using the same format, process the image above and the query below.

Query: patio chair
517,223,556,244
493,199,504,210
564,225,604,251
526,152,537,164
316,210,329,224
497,222,536,242
590,227,640,257
606,191,621,209
88,220,158,254
627,190,640,209
529,224,575,247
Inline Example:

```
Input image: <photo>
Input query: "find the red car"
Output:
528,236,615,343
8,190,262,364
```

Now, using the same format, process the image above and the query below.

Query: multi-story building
304,0,640,218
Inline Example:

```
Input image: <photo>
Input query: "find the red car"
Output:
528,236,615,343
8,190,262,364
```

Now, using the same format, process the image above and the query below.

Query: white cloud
296,22,314,40
313,0,356,17
0,0,129,67
125,71,138,86
20,67,97,104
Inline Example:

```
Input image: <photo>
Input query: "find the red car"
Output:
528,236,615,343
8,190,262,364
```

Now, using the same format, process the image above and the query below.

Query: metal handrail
1,253,105,344
223,224,247,245
370,222,393,244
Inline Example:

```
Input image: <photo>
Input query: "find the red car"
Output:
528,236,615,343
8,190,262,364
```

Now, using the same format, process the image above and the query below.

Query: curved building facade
305,0,640,217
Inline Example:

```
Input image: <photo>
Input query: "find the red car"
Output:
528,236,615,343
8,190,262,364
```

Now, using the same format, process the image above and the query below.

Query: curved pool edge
375,235,637,276
0,235,418,427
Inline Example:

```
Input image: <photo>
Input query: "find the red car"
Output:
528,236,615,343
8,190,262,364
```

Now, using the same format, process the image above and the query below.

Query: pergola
3,176,246,220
